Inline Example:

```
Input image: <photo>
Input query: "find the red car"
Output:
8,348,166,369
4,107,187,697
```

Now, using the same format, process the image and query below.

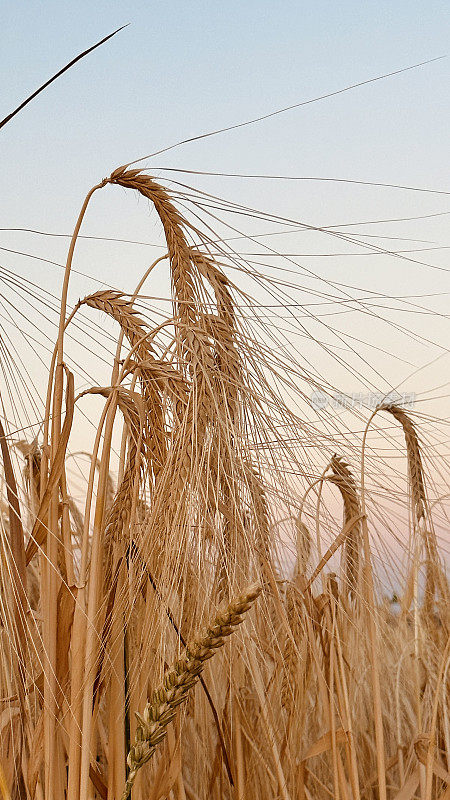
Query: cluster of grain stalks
0,167,448,800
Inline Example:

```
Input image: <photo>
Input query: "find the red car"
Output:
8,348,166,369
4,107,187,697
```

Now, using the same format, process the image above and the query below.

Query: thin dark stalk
0,25,128,130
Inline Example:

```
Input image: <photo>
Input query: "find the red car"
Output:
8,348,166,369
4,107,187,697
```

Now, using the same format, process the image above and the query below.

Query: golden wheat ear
329,455,362,598
121,584,261,799
381,405,426,523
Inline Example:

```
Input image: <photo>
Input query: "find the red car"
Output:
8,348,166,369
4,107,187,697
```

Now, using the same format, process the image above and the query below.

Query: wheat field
0,164,448,800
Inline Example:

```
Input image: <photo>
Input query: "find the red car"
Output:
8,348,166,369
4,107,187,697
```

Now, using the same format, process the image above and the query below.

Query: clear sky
1,0,449,419
2,1,449,214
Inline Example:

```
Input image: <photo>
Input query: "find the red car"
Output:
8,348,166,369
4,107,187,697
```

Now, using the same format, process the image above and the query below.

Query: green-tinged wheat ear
121,583,261,800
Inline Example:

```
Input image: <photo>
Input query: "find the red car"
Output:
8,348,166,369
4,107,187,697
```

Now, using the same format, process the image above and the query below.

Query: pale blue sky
1,1,449,420
2,1,449,207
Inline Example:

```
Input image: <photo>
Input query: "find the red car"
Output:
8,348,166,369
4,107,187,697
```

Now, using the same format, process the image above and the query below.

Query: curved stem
43,181,107,467
43,179,108,800
360,407,387,800
297,465,331,582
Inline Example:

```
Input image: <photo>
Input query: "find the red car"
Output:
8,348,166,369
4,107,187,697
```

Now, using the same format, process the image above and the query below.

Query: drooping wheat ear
190,249,241,418
190,250,235,329
75,290,153,360
107,172,222,531
122,584,261,800
329,455,362,597
108,168,199,367
191,250,241,436
191,250,247,591
130,357,189,483
77,290,172,481
382,405,426,523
